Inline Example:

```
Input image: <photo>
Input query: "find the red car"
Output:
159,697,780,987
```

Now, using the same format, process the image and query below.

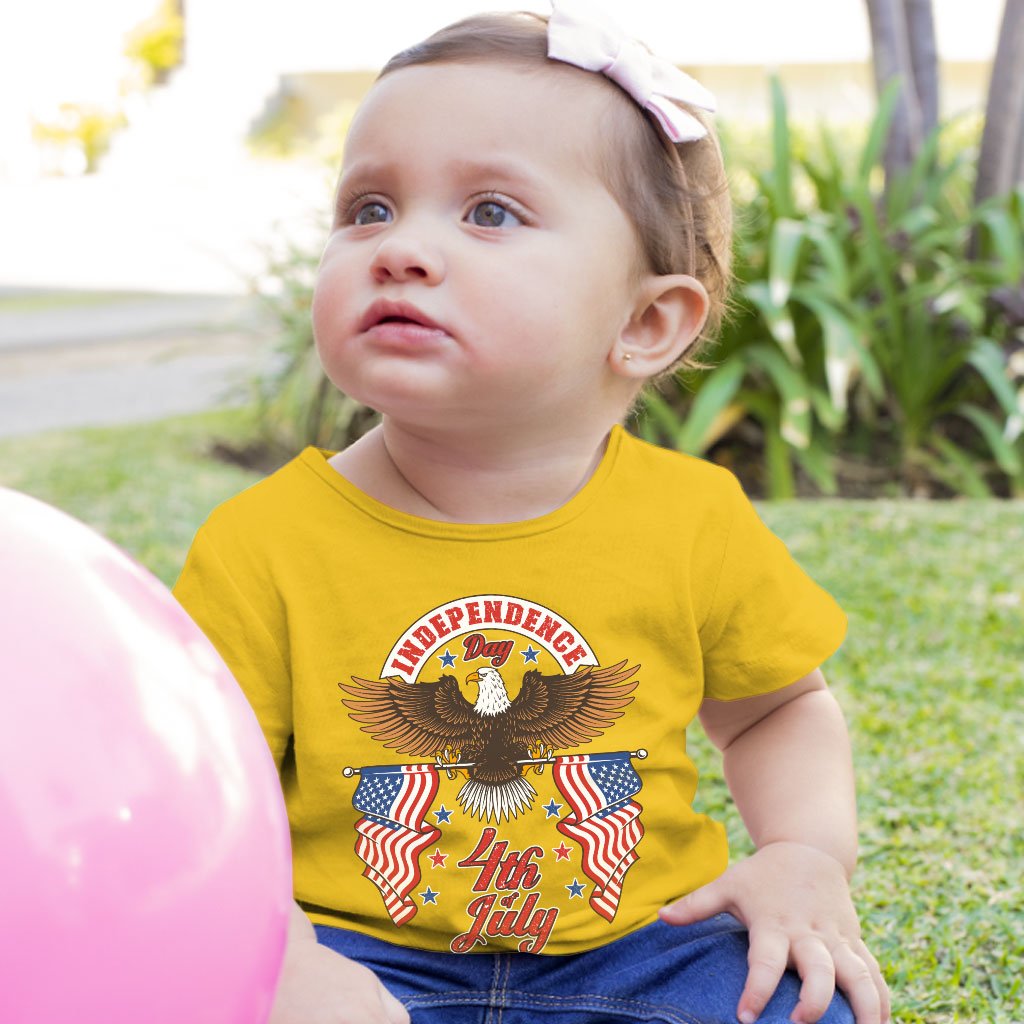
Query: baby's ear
611,274,709,379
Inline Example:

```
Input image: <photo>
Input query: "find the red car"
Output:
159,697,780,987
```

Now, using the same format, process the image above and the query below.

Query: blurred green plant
124,0,184,87
246,239,379,459
31,2,184,176
31,103,128,174
638,76,1024,498
243,102,376,457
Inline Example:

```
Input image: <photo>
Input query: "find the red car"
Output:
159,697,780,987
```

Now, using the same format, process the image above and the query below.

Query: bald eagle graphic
340,660,639,823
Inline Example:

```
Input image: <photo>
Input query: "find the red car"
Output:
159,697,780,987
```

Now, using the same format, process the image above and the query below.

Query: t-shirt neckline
298,424,625,540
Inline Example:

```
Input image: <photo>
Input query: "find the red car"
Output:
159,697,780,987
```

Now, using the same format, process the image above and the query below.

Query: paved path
0,158,326,439
0,291,281,439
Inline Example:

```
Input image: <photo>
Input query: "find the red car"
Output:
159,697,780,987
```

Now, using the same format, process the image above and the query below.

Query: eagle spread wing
340,674,478,756
504,659,639,749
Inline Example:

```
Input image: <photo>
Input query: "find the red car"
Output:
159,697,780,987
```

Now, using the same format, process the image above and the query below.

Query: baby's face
312,61,646,436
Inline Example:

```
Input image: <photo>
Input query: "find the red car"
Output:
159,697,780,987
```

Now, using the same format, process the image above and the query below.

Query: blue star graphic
420,887,439,905
521,645,540,664
433,805,453,824
437,649,457,668
542,798,562,819
566,878,586,899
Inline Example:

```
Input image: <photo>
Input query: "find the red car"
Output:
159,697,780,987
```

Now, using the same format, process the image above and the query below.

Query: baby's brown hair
377,10,733,376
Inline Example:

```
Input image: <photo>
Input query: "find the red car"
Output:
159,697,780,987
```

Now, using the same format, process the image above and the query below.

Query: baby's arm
269,901,409,1024
659,668,890,1024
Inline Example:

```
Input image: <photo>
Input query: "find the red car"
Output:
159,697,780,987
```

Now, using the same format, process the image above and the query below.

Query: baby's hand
658,841,890,1024
269,939,410,1024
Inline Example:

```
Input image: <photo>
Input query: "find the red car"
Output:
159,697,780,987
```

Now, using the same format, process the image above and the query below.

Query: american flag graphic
553,752,644,922
352,763,441,926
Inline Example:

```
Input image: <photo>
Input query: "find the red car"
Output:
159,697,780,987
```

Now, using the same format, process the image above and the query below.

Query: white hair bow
546,0,717,143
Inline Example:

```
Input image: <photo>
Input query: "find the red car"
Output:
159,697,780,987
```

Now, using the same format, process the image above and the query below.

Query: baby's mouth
359,299,449,335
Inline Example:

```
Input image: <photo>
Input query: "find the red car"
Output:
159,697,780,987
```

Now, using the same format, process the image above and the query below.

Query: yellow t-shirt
172,424,847,955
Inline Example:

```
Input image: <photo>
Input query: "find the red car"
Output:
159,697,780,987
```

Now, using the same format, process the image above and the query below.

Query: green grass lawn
1,407,1021,1023
0,407,264,586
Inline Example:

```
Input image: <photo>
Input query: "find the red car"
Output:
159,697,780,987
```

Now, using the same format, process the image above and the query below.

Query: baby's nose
370,232,445,284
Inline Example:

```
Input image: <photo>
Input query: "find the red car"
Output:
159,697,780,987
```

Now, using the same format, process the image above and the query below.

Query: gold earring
622,352,632,362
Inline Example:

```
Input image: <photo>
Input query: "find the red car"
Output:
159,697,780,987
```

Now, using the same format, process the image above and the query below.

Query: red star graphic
429,848,448,869
553,842,572,862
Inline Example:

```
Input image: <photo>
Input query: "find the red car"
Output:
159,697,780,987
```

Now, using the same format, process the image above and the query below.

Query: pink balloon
0,488,291,1023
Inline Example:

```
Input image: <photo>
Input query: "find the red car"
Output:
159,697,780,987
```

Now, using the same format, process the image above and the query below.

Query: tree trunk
176,0,187,66
1016,101,1024,183
974,0,1024,209
904,0,940,136
864,0,925,185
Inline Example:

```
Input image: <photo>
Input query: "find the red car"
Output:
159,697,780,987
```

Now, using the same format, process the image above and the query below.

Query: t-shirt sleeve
172,525,293,770
698,472,848,701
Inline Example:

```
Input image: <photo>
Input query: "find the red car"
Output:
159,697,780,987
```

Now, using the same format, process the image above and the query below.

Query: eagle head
465,666,512,717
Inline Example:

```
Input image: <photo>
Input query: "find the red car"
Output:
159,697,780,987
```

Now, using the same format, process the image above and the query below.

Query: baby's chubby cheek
311,264,342,328
310,265,354,338
309,294,354,389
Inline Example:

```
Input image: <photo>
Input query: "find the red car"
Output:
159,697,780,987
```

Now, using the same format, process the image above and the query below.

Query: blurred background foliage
31,0,184,175
244,76,1024,500
123,0,185,87
31,103,129,175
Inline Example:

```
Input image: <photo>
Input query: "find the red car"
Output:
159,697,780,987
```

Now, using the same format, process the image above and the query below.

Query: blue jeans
314,913,855,1024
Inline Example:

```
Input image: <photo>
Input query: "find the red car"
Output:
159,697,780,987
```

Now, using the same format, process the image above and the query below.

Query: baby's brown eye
354,202,390,226
470,200,522,229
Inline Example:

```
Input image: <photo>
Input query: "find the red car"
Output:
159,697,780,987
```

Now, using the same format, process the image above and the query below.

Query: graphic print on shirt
339,594,647,951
